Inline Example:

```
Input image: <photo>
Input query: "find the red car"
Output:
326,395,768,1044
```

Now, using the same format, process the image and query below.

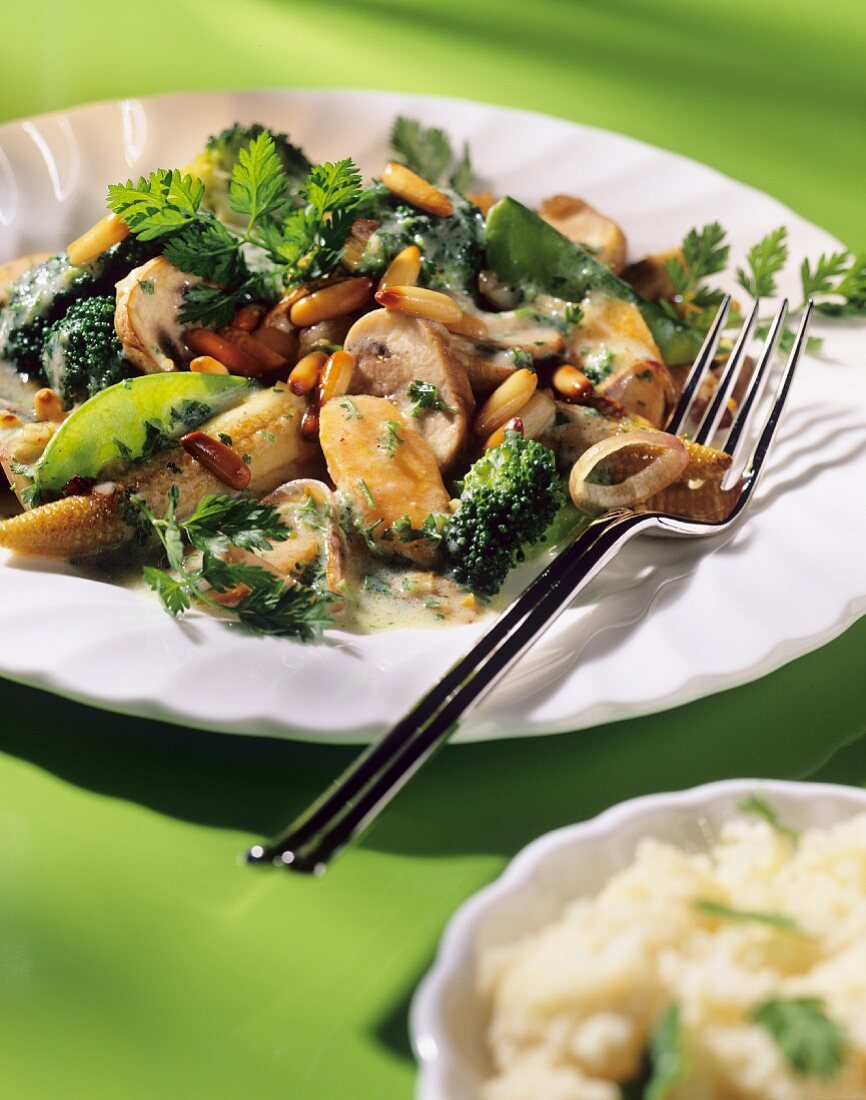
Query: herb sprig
108,131,363,326
693,899,804,935
389,116,476,192
737,793,799,843
130,486,333,641
751,997,847,1079
406,379,455,418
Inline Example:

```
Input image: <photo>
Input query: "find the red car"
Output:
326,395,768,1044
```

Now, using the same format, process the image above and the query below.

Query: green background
1,2,865,1097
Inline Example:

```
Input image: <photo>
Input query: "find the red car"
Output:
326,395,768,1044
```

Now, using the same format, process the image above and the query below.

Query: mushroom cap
343,309,474,471
114,255,202,374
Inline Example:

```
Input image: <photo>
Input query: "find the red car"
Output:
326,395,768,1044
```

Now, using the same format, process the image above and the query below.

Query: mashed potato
478,810,866,1099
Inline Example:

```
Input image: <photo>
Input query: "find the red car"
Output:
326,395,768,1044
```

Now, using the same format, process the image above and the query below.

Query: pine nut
185,329,262,376
252,326,299,364
218,329,287,372
181,431,251,491
444,310,488,340
190,355,230,375
474,369,538,437
66,213,129,266
552,364,593,403
382,162,453,217
318,350,355,405
231,304,266,332
378,245,421,291
300,401,320,442
34,388,65,423
264,285,308,328
483,416,524,451
466,190,496,215
289,351,327,396
375,285,463,325
0,412,22,428
290,278,373,327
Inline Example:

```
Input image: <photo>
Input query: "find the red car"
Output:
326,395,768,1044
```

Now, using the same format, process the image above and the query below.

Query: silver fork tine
692,299,759,445
666,295,731,435
722,300,788,464
735,301,813,501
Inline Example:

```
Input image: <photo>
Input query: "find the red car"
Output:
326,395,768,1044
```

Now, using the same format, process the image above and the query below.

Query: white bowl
410,778,866,1099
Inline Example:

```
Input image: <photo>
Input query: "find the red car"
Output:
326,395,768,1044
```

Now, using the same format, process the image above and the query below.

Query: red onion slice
569,430,689,514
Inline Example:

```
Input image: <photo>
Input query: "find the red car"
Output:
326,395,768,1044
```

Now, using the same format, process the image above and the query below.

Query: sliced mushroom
343,309,474,471
298,315,357,358
539,195,627,274
114,256,204,373
597,359,677,429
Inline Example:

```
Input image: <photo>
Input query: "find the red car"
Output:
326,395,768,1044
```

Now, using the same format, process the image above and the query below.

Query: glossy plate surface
410,778,866,1098
0,89,863,744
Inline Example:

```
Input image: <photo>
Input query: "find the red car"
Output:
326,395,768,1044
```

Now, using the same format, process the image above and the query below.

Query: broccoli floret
353,184,484,295
188,122,312,225
41,296,133,404
443,432,566,597
0,237,158,375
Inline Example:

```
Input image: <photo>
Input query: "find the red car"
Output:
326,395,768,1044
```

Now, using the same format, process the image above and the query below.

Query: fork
247,296,813,873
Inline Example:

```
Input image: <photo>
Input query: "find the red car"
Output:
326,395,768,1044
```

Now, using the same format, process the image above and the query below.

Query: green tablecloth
1,2,864,1096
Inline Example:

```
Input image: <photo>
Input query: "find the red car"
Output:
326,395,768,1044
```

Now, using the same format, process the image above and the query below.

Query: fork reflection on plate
247,296,813,874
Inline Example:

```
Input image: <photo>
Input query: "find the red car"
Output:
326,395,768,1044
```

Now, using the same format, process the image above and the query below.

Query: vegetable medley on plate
0,118,861,640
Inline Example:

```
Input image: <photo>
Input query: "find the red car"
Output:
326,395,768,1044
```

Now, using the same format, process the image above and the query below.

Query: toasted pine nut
231,304,265,332
66,213,129,266
382,162,453,217
253,325,299,364
264,285,308,328
378,245,421,291
181,431,251,491
552,364,593,403
185,329,262,376
289,351,327,396
444,310,488,340
217,329,287,372
34,388,65,423
190,355,230,375
290,278,373,327
209,583,253,607
474,369,538,437
300,401,320,442
0,412,22,428
318,350,355,405
483,416,524,451
375,285,463,325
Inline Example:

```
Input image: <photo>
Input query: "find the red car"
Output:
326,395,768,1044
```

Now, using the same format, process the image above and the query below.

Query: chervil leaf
800,250,851,299
229,130,290,227
646,1004,687,1100
142,565,193,615
752,997,847,1079
804,252,866,316
305,159,363,219
163,217,248,284
107,169,205,239
682,222,729,282
179,283,246,327
389,116,452,184
736,226,789,298
449,141,475,193
181,495,291,554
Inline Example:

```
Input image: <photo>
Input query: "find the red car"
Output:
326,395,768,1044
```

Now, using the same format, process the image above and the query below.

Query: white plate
0,89,864,744
409,778,866,1099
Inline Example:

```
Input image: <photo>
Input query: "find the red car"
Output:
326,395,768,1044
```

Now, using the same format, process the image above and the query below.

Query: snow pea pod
484,197,705,366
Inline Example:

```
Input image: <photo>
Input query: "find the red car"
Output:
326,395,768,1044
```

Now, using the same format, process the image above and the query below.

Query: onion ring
568,430,689,514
